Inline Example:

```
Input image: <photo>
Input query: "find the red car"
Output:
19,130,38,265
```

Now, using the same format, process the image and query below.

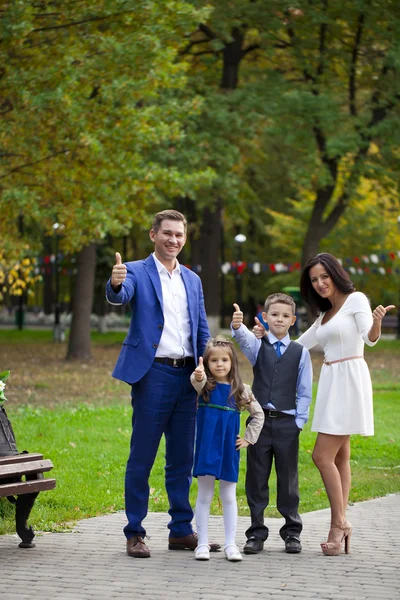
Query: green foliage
2,0,400,310
0,1,215,254
183,1,400,260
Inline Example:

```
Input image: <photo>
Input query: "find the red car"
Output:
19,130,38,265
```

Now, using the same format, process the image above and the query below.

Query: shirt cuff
295,417,306,430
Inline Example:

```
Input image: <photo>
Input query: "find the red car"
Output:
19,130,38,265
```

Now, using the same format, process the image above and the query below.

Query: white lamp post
52,223,65,342
234,233,247,307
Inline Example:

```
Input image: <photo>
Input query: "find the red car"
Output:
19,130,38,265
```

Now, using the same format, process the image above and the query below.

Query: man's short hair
151,210,187,233
264,293,296,315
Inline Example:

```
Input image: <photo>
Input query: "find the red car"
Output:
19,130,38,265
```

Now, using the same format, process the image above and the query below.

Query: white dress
297,292,378,436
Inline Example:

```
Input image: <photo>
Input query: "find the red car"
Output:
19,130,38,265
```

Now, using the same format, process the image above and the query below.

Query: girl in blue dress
191,336,264,562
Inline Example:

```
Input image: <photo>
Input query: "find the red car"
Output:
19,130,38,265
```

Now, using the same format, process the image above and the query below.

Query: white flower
0,381,5,391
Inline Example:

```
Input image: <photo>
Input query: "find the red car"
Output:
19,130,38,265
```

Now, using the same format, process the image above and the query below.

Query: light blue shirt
232,324,313,430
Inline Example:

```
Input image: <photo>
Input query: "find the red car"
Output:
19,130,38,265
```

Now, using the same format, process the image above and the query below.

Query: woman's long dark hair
300,253,355,316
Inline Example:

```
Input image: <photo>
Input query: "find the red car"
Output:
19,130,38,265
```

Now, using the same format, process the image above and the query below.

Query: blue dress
193,383,241,483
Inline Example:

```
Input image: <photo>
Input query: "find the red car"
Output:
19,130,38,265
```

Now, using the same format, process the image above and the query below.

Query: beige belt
324,356,364,366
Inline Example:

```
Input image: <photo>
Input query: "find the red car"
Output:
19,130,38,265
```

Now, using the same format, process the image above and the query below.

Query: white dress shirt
153,253,193,359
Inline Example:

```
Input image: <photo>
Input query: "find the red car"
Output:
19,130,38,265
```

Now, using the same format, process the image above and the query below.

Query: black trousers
245,413,302,541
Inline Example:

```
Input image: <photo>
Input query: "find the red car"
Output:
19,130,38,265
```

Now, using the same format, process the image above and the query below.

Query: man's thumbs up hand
111,252,127,289
232,303,243,330
194,356,205,382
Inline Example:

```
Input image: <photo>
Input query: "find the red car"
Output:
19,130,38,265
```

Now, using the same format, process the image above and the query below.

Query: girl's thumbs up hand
232,303,243,330
194,356,205,382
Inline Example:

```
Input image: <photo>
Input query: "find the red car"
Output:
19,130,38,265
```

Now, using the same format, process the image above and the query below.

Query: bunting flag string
212,250,400,276
35,250,400,277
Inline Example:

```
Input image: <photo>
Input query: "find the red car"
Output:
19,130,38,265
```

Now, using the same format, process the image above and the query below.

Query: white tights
195,475,237,547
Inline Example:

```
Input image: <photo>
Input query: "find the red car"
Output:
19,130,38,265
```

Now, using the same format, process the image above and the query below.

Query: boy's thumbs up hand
194,356,205,382
111,252,127,289
232,303,243,330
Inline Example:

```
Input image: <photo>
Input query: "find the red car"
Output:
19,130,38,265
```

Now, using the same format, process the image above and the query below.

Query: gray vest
252,338,303,410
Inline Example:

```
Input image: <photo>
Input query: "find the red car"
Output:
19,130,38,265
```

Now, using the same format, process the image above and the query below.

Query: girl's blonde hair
201,335,248,410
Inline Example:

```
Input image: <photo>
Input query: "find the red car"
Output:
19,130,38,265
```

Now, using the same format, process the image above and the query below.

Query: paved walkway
1,494,399,600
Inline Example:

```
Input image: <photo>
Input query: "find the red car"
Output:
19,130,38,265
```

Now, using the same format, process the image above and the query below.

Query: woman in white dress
298,253,394,556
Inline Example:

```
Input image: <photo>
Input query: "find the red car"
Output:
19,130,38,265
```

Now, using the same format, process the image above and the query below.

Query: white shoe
195,544,210,560
224,544,242,562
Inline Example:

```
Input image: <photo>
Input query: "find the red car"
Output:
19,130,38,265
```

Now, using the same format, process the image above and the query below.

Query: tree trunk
220,27,244,90
42,236,54,315
195,28,244,332
66,243,97,360
191,204,222,337
301,228,322,268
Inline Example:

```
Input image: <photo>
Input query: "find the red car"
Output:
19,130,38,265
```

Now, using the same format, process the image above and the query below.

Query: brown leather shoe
126,536,150,558
168,533,221,552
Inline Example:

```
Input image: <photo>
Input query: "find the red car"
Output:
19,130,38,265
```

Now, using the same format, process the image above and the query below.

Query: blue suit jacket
106,254,210,385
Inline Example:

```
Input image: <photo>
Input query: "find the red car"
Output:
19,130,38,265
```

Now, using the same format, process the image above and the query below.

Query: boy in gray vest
232,293,312,554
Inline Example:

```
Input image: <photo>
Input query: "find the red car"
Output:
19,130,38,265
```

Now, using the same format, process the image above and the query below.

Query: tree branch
243,44,261,56
192,50,222,57
323,191,350,233
199,23,218,40
316,18,327,78
0,150,69,180
349,13,365,117
179,36,210,56
313,125,338,183
287,22,316,85
31,12,125,33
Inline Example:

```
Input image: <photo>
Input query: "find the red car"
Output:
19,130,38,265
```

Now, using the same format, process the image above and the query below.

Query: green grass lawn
0,387,398,534
0,331,399,534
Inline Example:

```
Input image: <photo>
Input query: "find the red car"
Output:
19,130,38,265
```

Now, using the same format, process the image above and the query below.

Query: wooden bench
0,452,56,548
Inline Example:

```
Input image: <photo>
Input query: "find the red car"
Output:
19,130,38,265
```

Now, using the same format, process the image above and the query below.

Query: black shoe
285,536,302,554
243,537,264,554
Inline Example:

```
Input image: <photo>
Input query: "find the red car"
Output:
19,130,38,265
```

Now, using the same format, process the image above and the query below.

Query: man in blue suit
106,209,216,558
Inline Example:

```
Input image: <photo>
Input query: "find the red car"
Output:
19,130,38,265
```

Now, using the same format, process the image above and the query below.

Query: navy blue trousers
124,360,196,539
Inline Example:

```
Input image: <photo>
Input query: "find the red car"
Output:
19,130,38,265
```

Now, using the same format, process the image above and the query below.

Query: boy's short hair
264,293,296,315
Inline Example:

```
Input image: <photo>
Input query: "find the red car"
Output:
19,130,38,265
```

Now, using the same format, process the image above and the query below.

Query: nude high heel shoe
321,521,352,556
342,520,352,554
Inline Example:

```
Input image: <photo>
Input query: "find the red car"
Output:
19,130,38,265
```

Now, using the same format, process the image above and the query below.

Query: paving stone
0,494,399,600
